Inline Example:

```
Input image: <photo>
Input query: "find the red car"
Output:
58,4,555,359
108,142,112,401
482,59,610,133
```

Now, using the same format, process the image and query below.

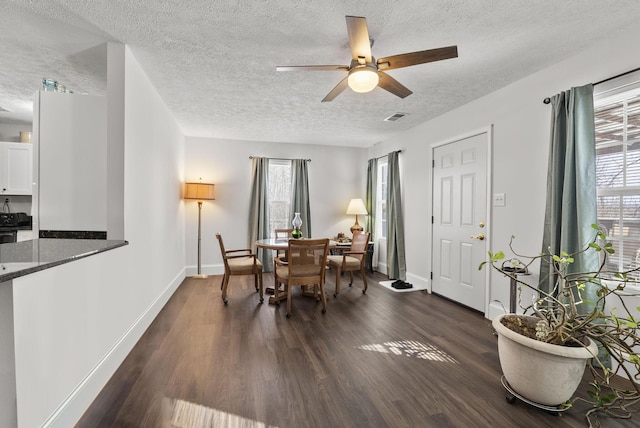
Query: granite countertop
0,238,128,282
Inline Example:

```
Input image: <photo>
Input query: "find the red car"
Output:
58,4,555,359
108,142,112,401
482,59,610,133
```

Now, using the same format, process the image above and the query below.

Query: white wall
8,44,187,427
35,91,107,233
368,26,640,318
123,44,186,293
184,137,366,275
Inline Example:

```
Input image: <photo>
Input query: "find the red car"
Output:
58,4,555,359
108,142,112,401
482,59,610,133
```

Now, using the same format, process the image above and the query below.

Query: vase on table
292,213,303,238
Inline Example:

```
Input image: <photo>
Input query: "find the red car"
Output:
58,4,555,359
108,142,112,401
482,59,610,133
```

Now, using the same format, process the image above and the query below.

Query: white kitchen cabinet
0,142,32,195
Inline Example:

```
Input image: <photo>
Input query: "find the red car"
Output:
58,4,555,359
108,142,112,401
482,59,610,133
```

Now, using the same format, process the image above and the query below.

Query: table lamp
184,179,216,278
346,198,367,234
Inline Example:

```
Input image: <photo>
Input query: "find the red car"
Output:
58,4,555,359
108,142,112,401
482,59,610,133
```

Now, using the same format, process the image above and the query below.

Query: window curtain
248,157,272,272
290,159,311,238
365,158,377,238
540,84,599,309
386,151,407,280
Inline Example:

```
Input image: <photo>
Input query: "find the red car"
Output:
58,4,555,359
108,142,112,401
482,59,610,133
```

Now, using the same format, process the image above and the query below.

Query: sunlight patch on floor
166,398,279,428
357,339,458,363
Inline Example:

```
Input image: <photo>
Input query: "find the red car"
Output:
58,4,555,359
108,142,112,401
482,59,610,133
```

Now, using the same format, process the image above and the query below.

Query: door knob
470,234,485,240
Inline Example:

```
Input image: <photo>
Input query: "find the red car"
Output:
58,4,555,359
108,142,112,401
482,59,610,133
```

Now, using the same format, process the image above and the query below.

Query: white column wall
10,44,187,428
368,27,640,318
184,137,366,275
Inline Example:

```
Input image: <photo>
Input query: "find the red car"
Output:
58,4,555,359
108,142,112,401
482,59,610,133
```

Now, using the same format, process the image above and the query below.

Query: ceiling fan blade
377,72,413,99
276,65,349,72
346,15,372,63
322,76,349,102
377,45,458,71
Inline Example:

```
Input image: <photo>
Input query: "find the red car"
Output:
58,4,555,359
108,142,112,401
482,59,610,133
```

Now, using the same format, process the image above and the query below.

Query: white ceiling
1,0,639,148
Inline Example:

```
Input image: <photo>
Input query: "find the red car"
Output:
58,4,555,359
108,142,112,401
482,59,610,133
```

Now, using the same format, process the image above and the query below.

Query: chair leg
360,265,368,294
254,273,259,292
333,267,342,298
221,274,230,305
286,282,293,318
220,273,226,290
319,281,327,314
273,272,280,304
349,271,354,286
258,271,264,303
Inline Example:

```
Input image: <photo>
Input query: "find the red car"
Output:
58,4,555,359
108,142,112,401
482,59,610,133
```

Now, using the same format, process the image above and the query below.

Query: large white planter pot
493,314,598,406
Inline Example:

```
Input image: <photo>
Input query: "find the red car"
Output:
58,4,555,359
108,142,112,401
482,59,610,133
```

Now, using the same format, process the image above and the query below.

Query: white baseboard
406,272,430,293
43,268,186,428
185,263,224,277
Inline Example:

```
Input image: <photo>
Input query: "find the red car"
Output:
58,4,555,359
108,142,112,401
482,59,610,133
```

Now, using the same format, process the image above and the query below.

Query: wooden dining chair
273,238,330,318
274,228,293,261
216,233,264,305
327,231,370,297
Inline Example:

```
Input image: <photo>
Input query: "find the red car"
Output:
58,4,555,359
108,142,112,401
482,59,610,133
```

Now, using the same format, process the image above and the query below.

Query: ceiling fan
276,15,458,102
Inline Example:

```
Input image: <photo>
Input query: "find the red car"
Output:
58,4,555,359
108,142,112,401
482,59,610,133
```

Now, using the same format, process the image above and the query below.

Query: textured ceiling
1,1,639,148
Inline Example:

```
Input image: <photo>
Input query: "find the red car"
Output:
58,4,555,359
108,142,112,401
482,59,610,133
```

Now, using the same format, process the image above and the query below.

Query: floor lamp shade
184,182,216,201
346,198,367,234
184,181,215,278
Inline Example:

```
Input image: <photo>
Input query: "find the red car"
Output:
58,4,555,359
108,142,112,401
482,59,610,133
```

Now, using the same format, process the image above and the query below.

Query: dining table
255,238,338,304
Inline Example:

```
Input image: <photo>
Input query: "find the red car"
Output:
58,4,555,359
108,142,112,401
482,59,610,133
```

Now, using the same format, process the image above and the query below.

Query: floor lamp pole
193,200,207,279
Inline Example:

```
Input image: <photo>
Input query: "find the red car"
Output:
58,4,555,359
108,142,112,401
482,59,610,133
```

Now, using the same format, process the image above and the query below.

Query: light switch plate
493,193,506,207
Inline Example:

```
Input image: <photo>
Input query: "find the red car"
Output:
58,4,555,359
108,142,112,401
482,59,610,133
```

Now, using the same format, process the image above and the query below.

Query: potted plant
481,224,640,426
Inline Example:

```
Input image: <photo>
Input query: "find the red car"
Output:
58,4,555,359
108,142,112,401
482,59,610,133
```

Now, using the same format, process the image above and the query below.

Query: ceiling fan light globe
348,67,379,93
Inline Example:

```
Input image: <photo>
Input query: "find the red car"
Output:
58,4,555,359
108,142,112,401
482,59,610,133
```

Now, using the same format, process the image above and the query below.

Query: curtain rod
373,150,403,161
249,156,311,162
543,66,640,104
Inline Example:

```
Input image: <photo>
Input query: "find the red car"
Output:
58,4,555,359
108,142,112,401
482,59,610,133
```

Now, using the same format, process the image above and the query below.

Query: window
595,87,640,273
376,157,388,239
268,160,292,236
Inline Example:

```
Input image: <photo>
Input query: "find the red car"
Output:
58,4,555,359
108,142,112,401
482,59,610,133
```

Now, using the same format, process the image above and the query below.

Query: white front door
432,132,489,312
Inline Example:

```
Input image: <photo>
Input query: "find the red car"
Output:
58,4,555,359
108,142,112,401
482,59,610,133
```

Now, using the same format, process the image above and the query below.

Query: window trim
595,78,640,276
376,157,388,240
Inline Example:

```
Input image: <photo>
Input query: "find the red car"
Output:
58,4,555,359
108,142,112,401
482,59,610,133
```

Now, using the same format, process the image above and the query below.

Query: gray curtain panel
290,159,312,238
366,158,377,238
248,157,272,272
540,84,599,305
386,151,407,280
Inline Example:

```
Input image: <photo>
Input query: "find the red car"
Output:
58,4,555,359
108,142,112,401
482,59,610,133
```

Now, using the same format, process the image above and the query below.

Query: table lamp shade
346,198,367,215
346,198,367,234
184,182,215,201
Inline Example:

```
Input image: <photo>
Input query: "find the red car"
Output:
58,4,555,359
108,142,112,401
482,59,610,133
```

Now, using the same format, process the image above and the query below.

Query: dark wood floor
77,271,638,428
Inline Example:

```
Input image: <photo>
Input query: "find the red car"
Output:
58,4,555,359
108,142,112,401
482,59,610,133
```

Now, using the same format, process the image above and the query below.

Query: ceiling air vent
384,112,407,122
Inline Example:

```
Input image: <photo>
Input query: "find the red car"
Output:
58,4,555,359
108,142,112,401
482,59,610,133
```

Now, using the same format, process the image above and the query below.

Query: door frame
430,125,493,315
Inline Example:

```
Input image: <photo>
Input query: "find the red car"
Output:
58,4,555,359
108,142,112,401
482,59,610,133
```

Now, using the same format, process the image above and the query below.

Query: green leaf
490,251,504,262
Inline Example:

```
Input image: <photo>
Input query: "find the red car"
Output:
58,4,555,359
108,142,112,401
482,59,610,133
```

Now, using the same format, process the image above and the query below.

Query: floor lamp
184,180,215,278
